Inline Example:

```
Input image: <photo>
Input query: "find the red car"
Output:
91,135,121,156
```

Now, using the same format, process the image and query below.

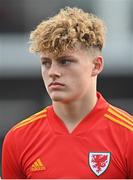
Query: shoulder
3,106,52,155
5,106,50,139
12,107,48,131
104,104,133,132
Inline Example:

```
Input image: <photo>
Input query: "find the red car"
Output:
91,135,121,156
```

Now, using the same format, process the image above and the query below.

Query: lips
48,82,64,87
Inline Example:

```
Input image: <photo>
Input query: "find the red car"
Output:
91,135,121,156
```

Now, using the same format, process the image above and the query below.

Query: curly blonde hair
29,7,106,55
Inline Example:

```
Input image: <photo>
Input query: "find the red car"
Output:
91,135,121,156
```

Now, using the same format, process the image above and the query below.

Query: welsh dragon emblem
88,152,111,176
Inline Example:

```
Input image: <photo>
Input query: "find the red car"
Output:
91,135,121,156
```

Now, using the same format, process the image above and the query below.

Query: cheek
69,74,87,90
41,67,47,77
76,71,92,88
41,69,48,84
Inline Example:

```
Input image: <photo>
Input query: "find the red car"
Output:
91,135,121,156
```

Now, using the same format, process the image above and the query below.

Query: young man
2,7,133,178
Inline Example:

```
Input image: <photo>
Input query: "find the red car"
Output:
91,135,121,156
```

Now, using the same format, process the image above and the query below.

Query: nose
48,62,61,79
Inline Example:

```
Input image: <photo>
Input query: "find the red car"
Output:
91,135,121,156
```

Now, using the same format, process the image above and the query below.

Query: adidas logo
31,158,46,172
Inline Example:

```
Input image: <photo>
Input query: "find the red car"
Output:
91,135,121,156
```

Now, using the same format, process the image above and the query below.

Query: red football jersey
2,93,133,178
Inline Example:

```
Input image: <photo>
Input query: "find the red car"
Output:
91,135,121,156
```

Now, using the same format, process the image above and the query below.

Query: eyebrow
41,55,76,61
57,55,76,61
40,57,51,61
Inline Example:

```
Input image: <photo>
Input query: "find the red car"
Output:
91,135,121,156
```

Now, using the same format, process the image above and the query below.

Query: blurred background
0,0,133,175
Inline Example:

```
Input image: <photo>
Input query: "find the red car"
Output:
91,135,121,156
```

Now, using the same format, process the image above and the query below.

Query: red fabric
2,93,133,178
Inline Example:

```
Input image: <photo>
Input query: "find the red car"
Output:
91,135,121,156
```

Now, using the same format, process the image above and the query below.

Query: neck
53,91,97,132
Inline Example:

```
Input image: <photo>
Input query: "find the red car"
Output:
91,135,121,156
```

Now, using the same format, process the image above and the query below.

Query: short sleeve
2,130,25,179
126,130,133,178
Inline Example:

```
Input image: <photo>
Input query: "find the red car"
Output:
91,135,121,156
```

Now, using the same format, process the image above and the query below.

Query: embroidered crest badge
88,152,111,176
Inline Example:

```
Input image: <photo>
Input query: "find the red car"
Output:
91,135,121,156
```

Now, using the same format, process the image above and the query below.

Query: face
40,48,103,103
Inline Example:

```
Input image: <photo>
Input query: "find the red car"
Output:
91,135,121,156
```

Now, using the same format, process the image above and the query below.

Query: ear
91,56,104,76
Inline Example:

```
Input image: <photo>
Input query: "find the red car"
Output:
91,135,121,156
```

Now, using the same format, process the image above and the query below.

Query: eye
60,59,72,65
41,60,51,68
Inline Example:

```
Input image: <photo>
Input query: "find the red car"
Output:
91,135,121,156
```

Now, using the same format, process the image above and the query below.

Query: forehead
40,48,91,60
40,49,74,58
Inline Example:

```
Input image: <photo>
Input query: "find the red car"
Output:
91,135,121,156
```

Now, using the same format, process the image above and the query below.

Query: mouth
48,82,65,89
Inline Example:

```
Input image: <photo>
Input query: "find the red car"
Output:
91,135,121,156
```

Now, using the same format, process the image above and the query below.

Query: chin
52,97,69,103
49,91,75,103
50,93,71,103
50,93,65,102
51,95,76,104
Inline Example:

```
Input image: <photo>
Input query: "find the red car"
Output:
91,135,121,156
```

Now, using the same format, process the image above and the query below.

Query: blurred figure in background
2,7,133,178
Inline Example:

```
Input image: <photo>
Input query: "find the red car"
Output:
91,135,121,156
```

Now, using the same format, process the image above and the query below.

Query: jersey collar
47,92,109,136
